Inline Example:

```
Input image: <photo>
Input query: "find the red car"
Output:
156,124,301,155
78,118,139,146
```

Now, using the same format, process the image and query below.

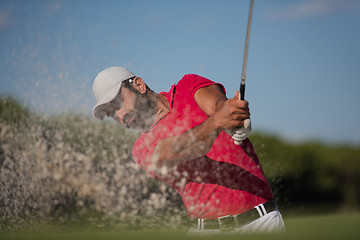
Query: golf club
234,0,254,145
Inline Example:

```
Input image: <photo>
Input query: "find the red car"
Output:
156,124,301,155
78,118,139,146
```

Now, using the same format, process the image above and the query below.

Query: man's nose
113,108,127,125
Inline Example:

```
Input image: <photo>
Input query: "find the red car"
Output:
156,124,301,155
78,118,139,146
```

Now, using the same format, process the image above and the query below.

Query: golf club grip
235,83,249,145
239,82,245,101
235,82,247,145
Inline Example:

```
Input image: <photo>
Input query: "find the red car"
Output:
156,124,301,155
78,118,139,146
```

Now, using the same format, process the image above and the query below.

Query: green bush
0,97,186,232
250,133,360,209
0,96,36,126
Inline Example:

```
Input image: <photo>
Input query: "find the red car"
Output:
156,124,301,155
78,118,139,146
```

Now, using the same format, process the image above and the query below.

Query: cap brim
92,83,121,120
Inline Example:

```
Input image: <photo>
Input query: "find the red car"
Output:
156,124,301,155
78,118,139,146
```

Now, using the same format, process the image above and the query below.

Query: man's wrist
207,115,224,134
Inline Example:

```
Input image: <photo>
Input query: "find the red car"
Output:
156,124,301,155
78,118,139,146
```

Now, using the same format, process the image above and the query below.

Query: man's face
105,86,157,132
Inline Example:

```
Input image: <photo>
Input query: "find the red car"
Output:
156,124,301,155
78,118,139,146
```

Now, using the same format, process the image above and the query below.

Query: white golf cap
92,66,135,120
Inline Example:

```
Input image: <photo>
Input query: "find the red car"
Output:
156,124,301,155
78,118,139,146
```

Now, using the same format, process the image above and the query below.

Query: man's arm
151,85,249,172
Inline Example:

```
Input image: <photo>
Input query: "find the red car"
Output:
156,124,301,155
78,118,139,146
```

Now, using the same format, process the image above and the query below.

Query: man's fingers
235,91,240,100
229,119,252,144
230,91,240,100
233,107,250,115
243,118,251,128
230,93,249,108
229,109,250,121
233,100,249,109
226,119,250,129
217,92,251,129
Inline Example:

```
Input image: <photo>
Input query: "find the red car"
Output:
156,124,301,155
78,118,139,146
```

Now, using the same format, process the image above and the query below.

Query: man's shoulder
176,74,198,85
176,74,214,89
182,73,199,79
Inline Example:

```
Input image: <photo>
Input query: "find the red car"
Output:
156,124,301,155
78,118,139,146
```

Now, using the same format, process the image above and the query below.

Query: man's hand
226,118,252,144
212,91,250,130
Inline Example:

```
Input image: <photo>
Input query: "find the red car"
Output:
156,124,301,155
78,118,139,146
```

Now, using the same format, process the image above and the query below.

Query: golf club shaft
234,0,254,145
239,0,254,101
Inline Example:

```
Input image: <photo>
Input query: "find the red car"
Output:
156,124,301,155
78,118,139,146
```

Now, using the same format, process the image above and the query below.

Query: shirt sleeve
184,74,226,97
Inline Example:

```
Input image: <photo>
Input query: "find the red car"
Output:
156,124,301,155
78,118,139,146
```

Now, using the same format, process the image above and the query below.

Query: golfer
92,66,285,233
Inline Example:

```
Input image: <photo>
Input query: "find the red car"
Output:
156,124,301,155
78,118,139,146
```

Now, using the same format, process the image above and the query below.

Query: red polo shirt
132,74,273,219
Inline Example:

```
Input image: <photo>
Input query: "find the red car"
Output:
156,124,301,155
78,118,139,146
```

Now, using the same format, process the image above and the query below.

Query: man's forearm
152,116,222,169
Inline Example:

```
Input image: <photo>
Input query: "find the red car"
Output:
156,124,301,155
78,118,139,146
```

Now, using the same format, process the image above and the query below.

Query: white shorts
187,210,285,235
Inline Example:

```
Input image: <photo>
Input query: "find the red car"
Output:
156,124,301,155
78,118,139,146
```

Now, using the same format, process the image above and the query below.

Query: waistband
195,199,278,230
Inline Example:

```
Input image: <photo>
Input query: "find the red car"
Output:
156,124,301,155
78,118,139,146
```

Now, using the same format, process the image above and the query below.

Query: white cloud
0,7,13,32
265,0,360,21
44,1,63,16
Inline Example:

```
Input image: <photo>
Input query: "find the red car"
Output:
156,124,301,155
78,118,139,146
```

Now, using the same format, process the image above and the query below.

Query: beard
123,91,158,132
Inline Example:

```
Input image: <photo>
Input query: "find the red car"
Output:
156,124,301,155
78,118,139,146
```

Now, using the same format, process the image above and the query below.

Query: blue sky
1,0,360,145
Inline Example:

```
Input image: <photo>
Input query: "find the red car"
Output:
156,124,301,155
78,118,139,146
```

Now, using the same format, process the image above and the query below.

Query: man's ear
133,77,147,94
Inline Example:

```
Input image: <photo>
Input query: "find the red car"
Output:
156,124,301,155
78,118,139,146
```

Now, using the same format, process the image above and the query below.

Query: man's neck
153,93,171,123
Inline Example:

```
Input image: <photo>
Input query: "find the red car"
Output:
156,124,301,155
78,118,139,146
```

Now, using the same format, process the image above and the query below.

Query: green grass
1,214,359,240
283,214,360,239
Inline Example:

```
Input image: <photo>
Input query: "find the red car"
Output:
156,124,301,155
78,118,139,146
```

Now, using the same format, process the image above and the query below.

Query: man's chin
127,121,153,133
